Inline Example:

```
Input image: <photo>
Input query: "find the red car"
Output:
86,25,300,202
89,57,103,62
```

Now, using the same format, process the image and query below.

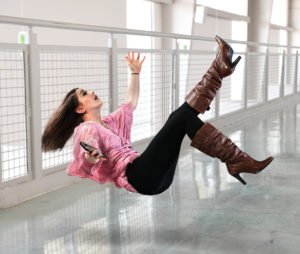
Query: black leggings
126,102,204,195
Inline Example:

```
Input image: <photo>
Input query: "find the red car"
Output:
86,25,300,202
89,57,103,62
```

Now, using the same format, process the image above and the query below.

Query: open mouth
94,95,98,100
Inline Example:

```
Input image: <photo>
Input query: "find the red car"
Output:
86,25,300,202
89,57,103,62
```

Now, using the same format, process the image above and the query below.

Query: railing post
294,51,298,94
109,34,118,112
264,49,269,102
280,50,285,98
24,42,32,181
28,27,42,179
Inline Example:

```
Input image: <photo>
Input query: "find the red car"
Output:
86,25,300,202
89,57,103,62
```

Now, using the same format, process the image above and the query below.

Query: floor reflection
1,104,300,253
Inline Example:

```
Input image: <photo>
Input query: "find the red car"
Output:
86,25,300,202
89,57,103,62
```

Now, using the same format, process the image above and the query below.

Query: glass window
126,0,154,48
271,0,288,26
196,0,248,16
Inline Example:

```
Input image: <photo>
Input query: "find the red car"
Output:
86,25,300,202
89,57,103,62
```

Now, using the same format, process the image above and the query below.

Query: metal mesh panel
0,49,28,182
179,52,216,121
246,53,266,107
117,51,173,142
268,53,282,100
40,49,110,170
284,54,296,96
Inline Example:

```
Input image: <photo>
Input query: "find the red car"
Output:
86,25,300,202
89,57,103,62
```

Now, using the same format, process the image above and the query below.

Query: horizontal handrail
1,15,300,50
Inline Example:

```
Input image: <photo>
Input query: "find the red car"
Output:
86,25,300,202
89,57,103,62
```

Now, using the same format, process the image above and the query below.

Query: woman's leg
126,102,204,195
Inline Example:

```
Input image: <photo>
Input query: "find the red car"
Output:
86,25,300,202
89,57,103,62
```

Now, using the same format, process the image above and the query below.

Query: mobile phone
80,141,105,158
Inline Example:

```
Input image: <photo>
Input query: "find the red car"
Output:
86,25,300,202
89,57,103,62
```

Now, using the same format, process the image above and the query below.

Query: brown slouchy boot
191,123,274,185
185,35,241,113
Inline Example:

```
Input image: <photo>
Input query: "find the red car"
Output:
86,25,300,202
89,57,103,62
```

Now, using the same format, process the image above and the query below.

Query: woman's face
75,88,103,114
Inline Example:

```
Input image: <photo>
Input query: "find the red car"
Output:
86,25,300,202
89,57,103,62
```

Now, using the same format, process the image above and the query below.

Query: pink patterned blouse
66,102,140,192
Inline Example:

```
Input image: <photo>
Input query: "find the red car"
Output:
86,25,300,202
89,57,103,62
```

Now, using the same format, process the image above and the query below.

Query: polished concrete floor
1,104,300,254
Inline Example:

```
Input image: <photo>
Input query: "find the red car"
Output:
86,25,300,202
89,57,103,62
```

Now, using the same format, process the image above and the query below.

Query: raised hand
125,52,146,74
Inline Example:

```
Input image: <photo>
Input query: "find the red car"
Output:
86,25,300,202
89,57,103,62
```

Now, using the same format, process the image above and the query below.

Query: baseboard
0,170,81,208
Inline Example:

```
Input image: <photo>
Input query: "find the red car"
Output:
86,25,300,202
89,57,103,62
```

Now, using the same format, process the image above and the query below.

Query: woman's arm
125,74,140,110
125,52,145,110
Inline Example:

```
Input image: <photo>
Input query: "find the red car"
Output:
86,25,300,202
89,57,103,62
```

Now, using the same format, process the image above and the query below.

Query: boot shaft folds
185,35,241,114
191,123,274,185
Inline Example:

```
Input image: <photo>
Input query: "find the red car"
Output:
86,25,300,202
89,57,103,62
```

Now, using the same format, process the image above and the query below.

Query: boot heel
232,56,241,68
232,173,247,185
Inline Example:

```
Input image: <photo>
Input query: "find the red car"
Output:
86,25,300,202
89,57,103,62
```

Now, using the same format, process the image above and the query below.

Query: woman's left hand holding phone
85,150,106,164
80,141,107,164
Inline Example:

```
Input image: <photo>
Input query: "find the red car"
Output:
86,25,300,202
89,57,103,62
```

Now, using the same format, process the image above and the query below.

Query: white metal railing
0,15,300,207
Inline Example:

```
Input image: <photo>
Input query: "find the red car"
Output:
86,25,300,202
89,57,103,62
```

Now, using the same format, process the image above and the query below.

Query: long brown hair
42,88,83,152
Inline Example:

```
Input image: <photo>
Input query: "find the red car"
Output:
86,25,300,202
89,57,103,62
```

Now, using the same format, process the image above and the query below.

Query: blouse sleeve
67,122,103,179
103,102,134,142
